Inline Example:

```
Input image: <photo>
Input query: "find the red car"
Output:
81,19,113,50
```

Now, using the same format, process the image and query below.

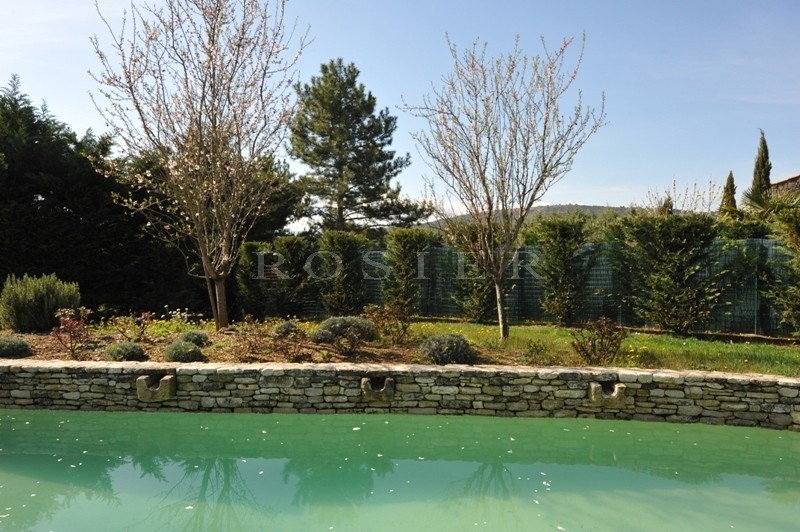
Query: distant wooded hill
425,204,631,227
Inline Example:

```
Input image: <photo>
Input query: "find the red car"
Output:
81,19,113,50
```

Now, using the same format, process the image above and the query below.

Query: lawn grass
409,320,800,378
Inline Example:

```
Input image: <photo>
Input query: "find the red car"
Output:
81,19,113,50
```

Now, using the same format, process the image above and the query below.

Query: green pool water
1,410,799,531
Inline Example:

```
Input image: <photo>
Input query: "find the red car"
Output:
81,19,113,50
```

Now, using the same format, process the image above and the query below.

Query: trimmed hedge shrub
317,232,370,316
420,334,477,365
0,337,33,359
309,316,378,357
105,342,148,362
0,273,80,333
181,330,210,347
164,340,206,362
525,213,595,326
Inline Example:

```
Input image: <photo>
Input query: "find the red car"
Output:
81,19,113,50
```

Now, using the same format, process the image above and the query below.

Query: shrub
452,259,495,323
420,334,477,365
0,337,33,359
51,307,92,359
525,214,595,326
361,304,412,346
164,340,206,362
109,311,155,343
309,316,378,357
272,320,302,339
382,227,441,321
234,316,271,356
269,320,309,361
271,235,320,318
181,330,210,347
608,213,736,335
317,231,370,315
0,273,80,333
570,317,627,365
236,241,279,319
106,342,148,362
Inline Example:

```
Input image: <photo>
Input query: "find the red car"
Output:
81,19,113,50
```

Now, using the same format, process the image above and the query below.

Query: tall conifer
290,58,429,231
751,129,772,198
720,171,737,212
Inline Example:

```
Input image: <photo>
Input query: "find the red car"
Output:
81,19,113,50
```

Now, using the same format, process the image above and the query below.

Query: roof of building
771,174,800,190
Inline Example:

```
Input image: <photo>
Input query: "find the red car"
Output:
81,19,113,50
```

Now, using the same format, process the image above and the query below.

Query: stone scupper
1,360,799,431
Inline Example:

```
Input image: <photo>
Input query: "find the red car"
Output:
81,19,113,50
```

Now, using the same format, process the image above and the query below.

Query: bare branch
91,0,307,328
403,33,605,339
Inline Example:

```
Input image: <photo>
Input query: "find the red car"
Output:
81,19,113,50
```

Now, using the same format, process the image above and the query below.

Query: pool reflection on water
1,410,799,531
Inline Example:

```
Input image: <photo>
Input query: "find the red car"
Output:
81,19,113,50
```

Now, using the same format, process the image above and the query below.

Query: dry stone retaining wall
1,360,799,430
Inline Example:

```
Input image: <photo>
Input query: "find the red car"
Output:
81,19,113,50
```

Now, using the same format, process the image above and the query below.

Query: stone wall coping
1,359,798,385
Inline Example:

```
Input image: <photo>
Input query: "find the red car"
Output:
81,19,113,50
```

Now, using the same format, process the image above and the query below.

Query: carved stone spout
136,374,177,402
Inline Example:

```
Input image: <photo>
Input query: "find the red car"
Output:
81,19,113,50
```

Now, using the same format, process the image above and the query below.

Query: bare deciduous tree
91,0,305,329
405,34,605,340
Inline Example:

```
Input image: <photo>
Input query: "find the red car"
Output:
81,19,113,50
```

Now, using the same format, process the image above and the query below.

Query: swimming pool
1,410,799,531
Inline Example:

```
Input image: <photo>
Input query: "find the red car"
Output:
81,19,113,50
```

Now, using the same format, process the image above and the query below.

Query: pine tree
290,58,429,231
720,171,737,213
751,129,772,198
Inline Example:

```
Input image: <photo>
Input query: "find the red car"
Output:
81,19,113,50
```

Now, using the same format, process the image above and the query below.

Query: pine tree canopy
290,58,429,231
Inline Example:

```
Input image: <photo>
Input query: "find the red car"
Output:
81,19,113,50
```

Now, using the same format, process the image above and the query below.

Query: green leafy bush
420,334,477,365
382,227,441,330
608,213,736,335
452,259,495,323
526,214,595,326
0,337,33,358
105,342,148,362
317,231,370,316
164,340,206,362
0,273,80,332
235,241,279,319
309,316,378,357
181,330,210,347
272,235,320,318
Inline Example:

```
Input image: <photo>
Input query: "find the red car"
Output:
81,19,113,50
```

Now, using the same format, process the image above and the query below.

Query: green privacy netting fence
257,239,795,336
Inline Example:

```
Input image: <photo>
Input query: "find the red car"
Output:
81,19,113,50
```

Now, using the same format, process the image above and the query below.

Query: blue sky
2,0,799,208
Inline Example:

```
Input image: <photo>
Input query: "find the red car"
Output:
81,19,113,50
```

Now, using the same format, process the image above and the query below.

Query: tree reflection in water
0,453,125,531
135,456,263,531
281,453,394,507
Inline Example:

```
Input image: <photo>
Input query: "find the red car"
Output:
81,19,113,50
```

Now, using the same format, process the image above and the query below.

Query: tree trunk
336,201,345,231
494,280,509,341
205,275,220,330
214,277,229,330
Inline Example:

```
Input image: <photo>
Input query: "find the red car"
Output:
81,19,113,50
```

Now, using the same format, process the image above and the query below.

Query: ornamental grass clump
309,316,378,357
105,342,148,362
0,337,33,359
164,340,206,362
420,334,477,365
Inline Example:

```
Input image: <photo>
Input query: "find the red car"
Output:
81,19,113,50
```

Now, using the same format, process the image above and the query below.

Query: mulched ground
2,329,518,366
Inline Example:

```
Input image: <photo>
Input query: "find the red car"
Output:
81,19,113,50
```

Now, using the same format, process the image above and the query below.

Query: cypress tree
720,171,737,213
751,129,772,198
